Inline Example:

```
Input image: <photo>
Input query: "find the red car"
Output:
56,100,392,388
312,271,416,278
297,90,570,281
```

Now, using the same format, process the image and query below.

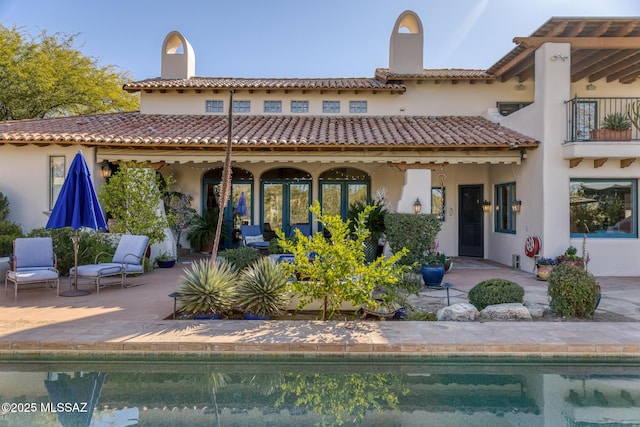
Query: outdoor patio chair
5,237,59,299
240,225,270,250
70,234,149,294
290,224,311,238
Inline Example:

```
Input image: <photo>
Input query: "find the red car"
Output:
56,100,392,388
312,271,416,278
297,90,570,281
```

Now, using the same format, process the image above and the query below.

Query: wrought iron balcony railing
565,96,640,143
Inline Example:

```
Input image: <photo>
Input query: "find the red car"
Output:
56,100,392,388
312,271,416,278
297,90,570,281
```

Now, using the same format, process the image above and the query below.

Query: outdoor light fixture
511,199,522,213
413,198,422,214
515,83,526,91
586,83,596,91
482,200,492,213
100,162,112,179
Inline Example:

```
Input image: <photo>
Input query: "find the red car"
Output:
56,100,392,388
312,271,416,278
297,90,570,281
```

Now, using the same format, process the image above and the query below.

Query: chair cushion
112,235,149,264
8,269,58,283
14,237,55,269
248,241,270,249
244,235,264,244
122,264,144,274
71,264,122,278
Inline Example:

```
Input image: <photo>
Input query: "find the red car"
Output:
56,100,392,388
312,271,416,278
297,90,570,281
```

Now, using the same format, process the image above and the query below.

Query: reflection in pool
0,356,639,426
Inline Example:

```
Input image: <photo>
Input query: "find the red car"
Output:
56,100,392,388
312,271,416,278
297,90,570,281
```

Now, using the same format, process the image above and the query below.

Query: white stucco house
1,11,639,276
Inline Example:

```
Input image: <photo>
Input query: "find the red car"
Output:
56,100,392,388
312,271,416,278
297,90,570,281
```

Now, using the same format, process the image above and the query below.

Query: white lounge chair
70,235,149,294
5,237,59,299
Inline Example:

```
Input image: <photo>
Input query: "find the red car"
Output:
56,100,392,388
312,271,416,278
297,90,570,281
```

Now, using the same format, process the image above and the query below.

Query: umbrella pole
60,230,90,297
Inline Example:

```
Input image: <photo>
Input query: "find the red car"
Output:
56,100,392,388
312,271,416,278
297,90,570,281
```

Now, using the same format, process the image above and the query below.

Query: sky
1,0,639,81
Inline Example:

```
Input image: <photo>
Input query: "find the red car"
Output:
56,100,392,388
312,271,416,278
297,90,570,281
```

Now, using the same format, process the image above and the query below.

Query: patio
1,255,639,357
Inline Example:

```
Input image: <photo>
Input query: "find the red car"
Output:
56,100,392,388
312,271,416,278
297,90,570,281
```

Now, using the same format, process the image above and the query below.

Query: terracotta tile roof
375,68,495,82
0,112,538,149
124,77,406,92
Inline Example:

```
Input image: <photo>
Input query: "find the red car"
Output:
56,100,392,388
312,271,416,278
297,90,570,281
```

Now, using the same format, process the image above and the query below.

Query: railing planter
590,128,632,141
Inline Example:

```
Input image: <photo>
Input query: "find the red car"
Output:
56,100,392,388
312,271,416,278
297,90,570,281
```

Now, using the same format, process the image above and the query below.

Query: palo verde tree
0,25,138,120
277,201,409,320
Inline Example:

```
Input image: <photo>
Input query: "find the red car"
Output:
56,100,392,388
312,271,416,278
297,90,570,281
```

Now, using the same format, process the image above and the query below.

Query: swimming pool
1,355,639,426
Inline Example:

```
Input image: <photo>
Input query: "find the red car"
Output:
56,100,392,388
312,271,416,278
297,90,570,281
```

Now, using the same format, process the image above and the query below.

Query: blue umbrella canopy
235,191,248,217
46,150,107,231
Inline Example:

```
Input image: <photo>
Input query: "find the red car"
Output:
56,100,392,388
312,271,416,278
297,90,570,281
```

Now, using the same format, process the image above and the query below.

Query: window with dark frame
495,182,516,233
232,100,251,113
322,101,340,113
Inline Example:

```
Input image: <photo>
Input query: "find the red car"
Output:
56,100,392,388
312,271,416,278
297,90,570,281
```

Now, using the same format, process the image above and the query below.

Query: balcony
564,97,640,168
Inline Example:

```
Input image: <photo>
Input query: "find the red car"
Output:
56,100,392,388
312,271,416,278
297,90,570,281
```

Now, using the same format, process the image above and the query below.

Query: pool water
1,355,639,426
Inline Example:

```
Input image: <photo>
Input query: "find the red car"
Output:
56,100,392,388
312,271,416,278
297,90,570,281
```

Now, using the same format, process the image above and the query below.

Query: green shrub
27,227,116,275
0,221,24,257
236,257,290,316
468,278,524,311
0,192,24,257
547,262,600,318
220,246,262,271
384,213,441,267
176,259,238,316
268,237,287,254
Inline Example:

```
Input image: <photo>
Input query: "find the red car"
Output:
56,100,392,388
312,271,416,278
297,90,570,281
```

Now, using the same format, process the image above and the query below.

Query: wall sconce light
413,198,422,214
586,83,596,91
100,162,112,179
511,200,522,213
482,200,492,213
515,83,526,91
550,53,568,62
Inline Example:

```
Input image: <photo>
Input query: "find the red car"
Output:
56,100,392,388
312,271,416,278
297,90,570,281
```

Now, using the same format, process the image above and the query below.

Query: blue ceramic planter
243,313,271,320
193,313,223,320
421,265,445,288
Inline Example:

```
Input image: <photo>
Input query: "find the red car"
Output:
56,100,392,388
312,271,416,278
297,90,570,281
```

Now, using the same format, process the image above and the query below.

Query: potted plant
347,199,388,262
556,246,584,268
176,258,237,319
591,113,632,140
420,244,447,288
186,208,227,253
155,252,176,268
535,257,558,281
236,257,290,320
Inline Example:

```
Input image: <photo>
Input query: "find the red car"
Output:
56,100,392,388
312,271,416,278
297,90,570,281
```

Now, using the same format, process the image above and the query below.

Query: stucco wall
139,80,534,117
0,145,101,233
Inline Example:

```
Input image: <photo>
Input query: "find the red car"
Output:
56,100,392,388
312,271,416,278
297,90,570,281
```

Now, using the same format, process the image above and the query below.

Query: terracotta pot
536,264,554,281
590,129,632,141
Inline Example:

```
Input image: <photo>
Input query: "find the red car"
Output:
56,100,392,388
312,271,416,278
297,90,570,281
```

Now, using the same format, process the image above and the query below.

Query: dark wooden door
458,185,484,257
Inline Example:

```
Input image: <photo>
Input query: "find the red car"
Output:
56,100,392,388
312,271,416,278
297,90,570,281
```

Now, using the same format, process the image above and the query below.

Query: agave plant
236,257,290,318
176,258,238,316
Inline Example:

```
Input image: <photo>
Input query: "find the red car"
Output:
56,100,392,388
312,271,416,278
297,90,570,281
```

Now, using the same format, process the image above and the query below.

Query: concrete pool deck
1,256,639,358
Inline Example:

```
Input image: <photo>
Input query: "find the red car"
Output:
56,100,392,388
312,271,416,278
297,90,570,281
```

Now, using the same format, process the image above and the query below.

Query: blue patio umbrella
46,150,107,296
235,191,248,216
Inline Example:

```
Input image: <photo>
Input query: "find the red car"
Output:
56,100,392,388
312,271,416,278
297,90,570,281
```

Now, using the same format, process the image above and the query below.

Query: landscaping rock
479,303,532,321
437,303,479,321
524,301,547,318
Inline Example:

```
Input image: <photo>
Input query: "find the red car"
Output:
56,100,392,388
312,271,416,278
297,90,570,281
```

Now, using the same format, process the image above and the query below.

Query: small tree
99,162,175,245
277,202,408,320
164,191,197,257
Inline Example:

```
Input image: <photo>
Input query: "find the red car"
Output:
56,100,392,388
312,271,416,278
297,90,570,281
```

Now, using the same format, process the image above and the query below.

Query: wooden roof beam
572,51,632,81
590,21,612,37
514,37,640,49
593,53,640,81
567,21,586,37
500,56,534,82
491,46,537,77
607,61,640,82
613,21,639,36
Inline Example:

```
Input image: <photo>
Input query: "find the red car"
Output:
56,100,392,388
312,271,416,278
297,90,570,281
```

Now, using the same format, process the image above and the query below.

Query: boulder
524,301,547,318
437,303,479,321
479,303,532,321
